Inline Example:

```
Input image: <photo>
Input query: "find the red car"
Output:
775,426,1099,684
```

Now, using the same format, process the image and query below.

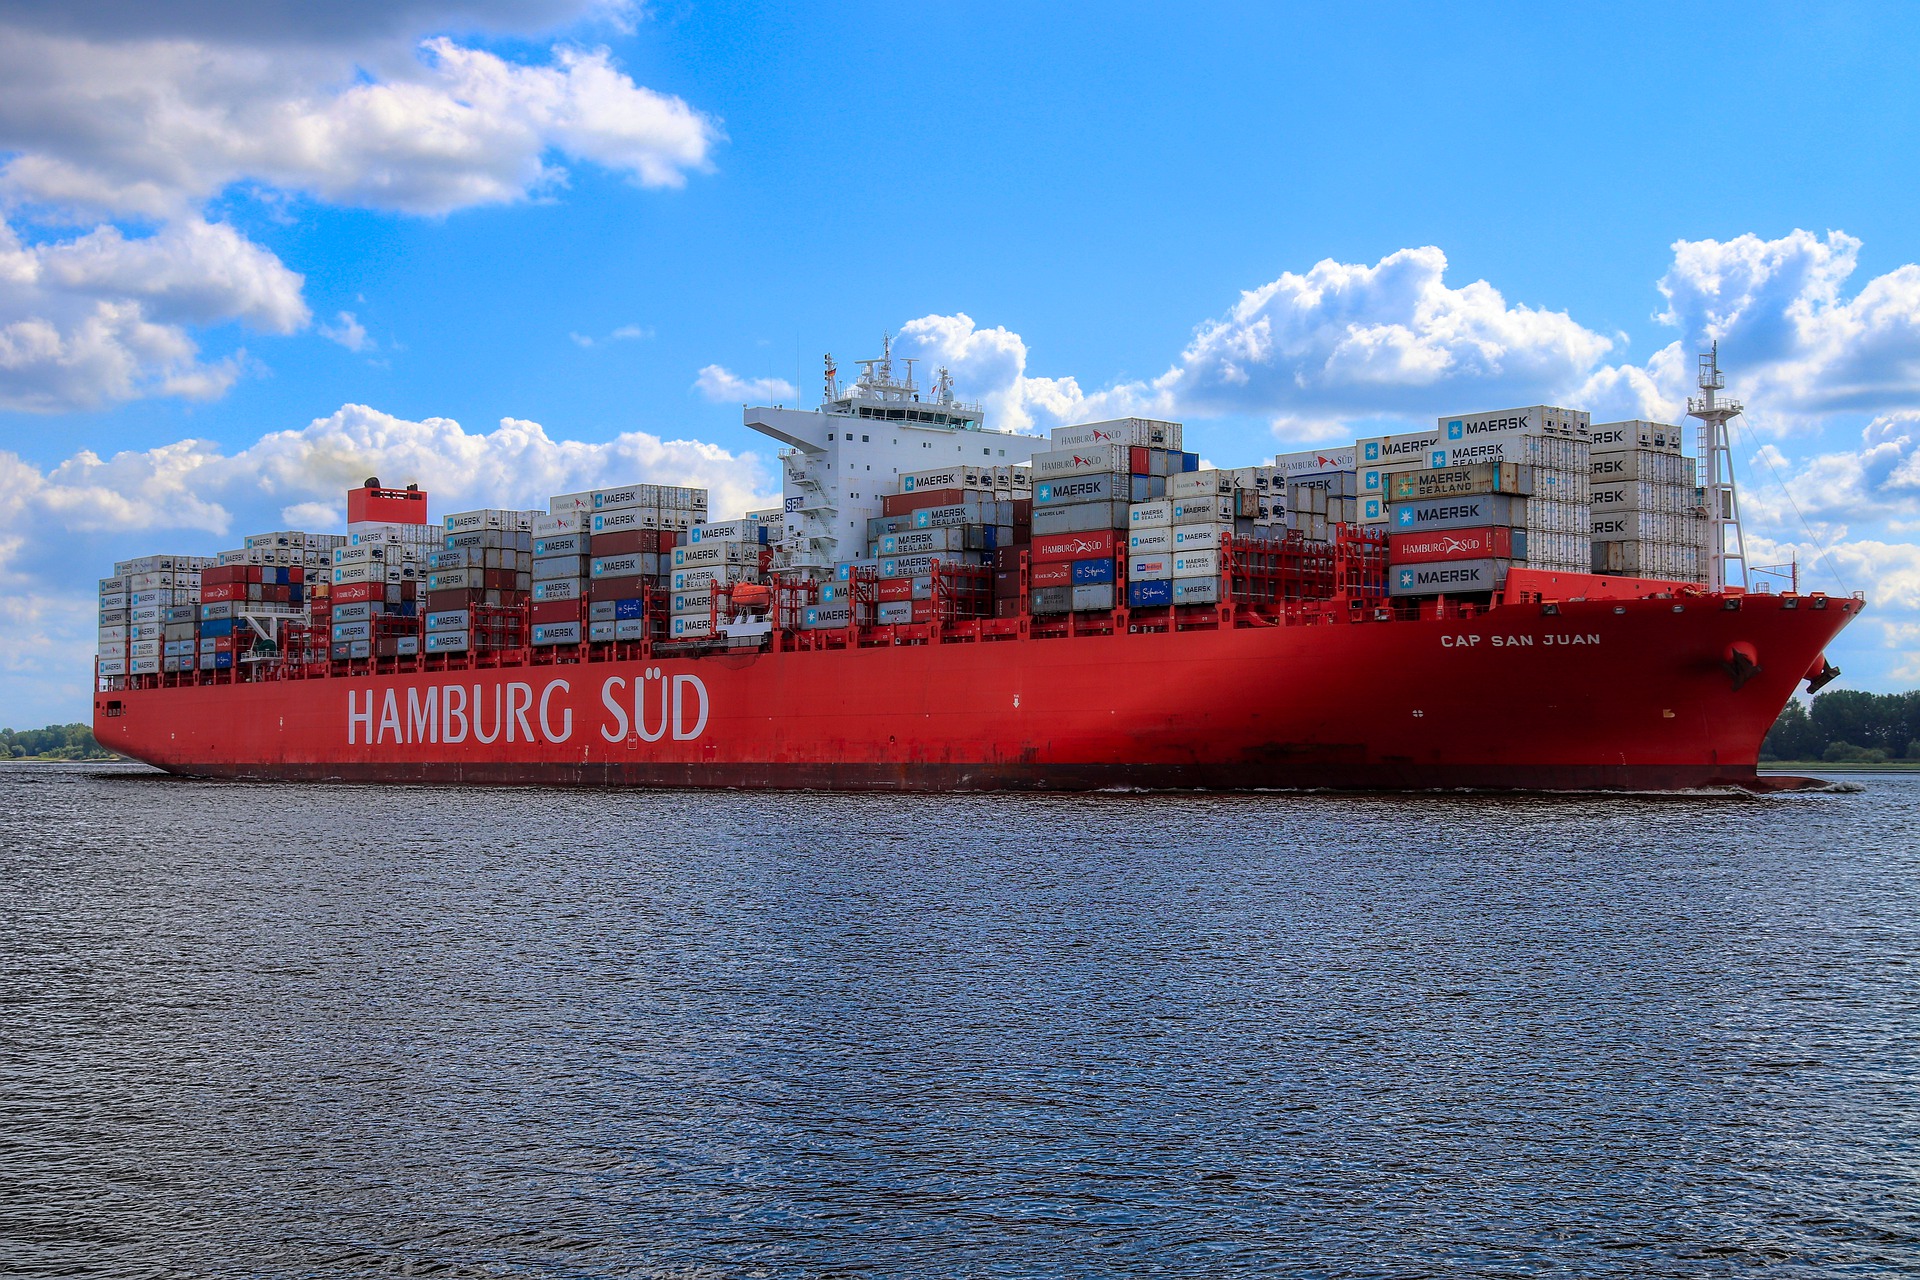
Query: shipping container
1389,494,1527,533
1390,463,1527,502
1048,418,1182,450
1389,558,1510,596
1389,526,1522,563
1128,553,1173,581
1128,526,1173,554
1032,529,1118,563
1031,501,1127,536
1171,550,1219,578
1170,577,1221,605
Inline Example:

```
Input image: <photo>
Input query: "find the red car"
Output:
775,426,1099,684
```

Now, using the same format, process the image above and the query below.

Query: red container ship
92,556,1860,792
92,347,1861,792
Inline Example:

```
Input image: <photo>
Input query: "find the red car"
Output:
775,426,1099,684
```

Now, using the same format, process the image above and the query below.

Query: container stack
1424,407,1590,573
584,483,699,641
1026,421,1193,616
422,509,534,656
100,555,207,679
857,466,1019,625
670,516,765,640
532,501,593,647
1123,479,1253,609
200,559,304,668
97,574,130,680
1276,448,1359,541
1588,421,1708,582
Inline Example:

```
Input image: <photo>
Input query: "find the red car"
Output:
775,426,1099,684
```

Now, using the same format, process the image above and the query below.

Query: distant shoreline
1761,761,1920,773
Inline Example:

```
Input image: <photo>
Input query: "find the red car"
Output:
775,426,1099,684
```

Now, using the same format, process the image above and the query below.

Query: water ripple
1,763,1915,1277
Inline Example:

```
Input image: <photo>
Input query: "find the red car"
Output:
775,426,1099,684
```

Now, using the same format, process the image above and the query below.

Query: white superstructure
744,337,1037,573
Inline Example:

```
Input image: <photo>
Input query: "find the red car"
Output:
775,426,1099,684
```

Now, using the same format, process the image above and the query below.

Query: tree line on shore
1,724,116,759
1762,689,1920,762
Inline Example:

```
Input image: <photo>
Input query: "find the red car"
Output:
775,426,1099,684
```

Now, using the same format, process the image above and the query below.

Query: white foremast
1687,343,1750,593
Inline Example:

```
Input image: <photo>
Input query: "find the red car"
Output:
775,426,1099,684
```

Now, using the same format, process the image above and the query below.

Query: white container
97,657,128,676
533,555,591,581
1049,417,1182,450
532,578,584,601
1170,577,1220,604
532,621,583,646
1274,447,1356,477
899,465,983,492
591,507,657,535
129,656,160,674
689,519,765,544
1589,420,1684,454
1169,522,1230,551
1129,500,1173,528
672,586,715,614
1070,583,1115,612
532,510,591,537
881,528,964,556
671,614,716,639
875,600,916,625
1128,553,1173,581
592,484,648,511
1169,470,1233,499
1357,432,1444,468
444,508,528,534
548,490,596,514
424,568,478,591
1171,496,1232,524
1128,527,1173,554
671,563,753,592
673,542,755,569
1031,445,1130,480
1171,549,1219,578
424,631,470,653
1436,405,1589,439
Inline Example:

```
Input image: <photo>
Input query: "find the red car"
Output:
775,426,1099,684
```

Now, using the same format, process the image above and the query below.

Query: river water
2,762,1916,1278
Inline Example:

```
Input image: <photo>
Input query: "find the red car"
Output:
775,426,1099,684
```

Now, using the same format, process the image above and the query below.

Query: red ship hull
94,591,1861,792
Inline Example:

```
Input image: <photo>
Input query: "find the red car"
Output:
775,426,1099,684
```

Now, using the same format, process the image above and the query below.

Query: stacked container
200,560,304,667
670,516,765,640
422,510,534,655
1588,421,1708,581
1278,453,1359,541
1029,424,1193,616
861,469,1020,625
100,555,206,679
531,505,594,646
1124,476,1251,610
591,483,699,642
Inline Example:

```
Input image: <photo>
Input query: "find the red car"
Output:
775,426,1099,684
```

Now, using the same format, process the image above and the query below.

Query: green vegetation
1,723,118,760
1761,690,1920,764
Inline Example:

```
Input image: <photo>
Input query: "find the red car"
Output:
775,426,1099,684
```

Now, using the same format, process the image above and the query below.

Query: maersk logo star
1448,421,1464,439
1397,569,1416,588
1036,483,1052,502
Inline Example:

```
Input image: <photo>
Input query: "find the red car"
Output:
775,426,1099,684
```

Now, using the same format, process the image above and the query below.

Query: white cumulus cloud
318,310,371,352
693,364,796,403
0,403,776,721
0,216,299,411
0,6,718,413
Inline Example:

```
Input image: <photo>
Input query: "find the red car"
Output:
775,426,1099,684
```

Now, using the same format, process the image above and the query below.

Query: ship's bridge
743,338,1036,572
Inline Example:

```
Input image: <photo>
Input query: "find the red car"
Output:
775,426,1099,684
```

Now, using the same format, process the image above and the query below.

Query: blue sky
3,0,1919,723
